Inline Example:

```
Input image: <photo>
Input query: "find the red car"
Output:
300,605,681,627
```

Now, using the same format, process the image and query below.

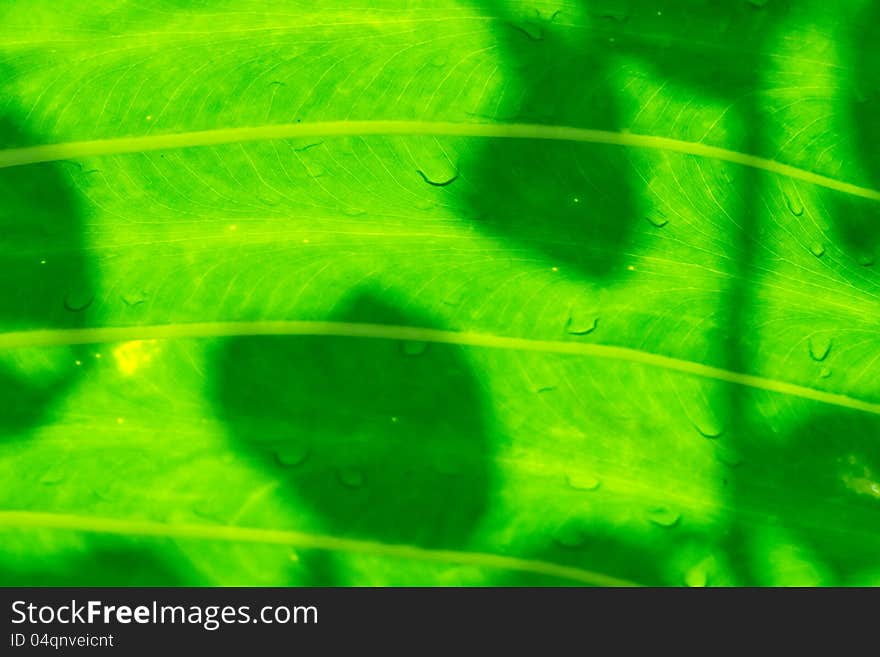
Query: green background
1,0,879,586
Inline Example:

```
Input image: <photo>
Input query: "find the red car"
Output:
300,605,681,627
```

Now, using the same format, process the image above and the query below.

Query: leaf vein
1,321,877,416
1,121,877,201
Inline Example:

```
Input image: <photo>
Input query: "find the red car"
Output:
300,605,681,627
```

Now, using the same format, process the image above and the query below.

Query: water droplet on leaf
40,467,66,485
304,162,326,178
645,214,668,228
715,445,743,468
566,472,600,491
274,441,310,468
416,169,458,187
857,253,875,267
694,416,724,439
810,243,825,258
193,500,224,521
808,335,832,361
122,290,148,307
685,570,707,587
63,289,94,313
566,312,598,336
684,560,711,587
595,5,630,22
784,193,804,216
400,340,428,357
551,524,587,549
820,366,832,379
647,507,680,528
509,21,543,41
337,467,365,488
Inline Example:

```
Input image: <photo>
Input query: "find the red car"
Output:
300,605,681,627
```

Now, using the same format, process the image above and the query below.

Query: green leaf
1,0,879,586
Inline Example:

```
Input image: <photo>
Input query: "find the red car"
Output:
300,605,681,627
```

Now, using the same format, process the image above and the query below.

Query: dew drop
63,289,94,313
820,366,832,379
416,169,458,187
292,141,322,154
40,467,66,486
784,192,804,216
551,524,587,549
857,253,875,267
684,562,709,587
533,381,557,394
274,441,310,468
566,472,600,491
715,445,743,468
337,467,366,488
400,340,429,357
304,163,326,178
509,21,543,41
343,207,366,217
193,501,223,521
810,243,825,258
645,214,669,228
122,290,148,307
694,416,724,439
566,313,598,336
595,6,630,22
808,335,832,362
646,507,680,528
430,54,448,67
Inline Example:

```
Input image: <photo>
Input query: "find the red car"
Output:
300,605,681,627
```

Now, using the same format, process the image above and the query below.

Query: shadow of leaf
832,0,880,266
459,1,790,282
211,291,492,564
0,539,185,586
724,408,880,585
0,111,94,436
457,3,637,278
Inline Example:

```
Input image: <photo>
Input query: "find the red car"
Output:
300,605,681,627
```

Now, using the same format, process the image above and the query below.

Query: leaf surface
1,0,878,586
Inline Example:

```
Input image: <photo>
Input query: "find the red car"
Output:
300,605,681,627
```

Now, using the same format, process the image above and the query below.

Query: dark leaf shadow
0,539,185,586
722,408,880,585
459,1,791,282
833,1,880,266
211,291,493,581
0,110,94,436
456,3,637,278
464,0,794,583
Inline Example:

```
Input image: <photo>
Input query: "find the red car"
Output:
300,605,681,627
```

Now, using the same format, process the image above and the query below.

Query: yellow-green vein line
2,321,878,416
1,121,877,201
0,511,634,587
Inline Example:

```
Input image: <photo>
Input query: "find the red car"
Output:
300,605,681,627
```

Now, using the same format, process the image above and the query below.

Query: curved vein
1,120,877,201
2,321,878,416
0,511,633,587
